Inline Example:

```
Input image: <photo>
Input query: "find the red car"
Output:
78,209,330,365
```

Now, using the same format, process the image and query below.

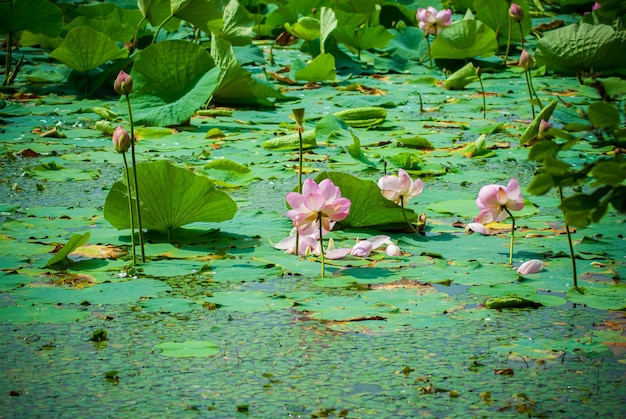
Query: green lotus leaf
0,0,62,36
104,160,237,234
430,19,498,60
49,26,128,73
294,53,336,82
63,16,135,43
285,16,321,41
474,0,531,46
520,100,558,145
129,40,220,127
333,25,395,56
444,62,479,90
154,340,220,357
535,23,626,74
170,0,222,34
45,232,90,268
202,159,254,188
314,171,417,229
138,0,179,30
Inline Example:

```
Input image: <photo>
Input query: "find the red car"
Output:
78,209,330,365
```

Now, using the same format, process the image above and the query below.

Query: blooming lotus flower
286,178,351,235
508,3,524,22
112,126,131,153
475,178,524,224
516,259,543,275
114,71,133,95
417,6,452,35
378,169,424,205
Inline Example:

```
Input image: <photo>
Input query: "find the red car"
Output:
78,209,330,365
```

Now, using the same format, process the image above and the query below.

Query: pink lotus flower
475,178,524,224
272,226,329,256
286,178,351,235
417,7,452,35
465,222,489,235
378,169,424,205
592,2,601,11
516,259,543,274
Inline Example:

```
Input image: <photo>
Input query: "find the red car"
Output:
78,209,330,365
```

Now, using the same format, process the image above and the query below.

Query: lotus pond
1,0,626,417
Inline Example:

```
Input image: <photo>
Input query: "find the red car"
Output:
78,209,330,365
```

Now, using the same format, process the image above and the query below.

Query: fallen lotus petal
516,259,543,274
466,222,489,235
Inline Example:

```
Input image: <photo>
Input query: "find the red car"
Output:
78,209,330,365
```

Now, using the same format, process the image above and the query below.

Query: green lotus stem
523,69,536,118
3,31,12,86
295,127,304,256
425,34,433,69
318,213,325,278
517,21,525,49
478,74,486,118
400,196,421,235
152,15,174,44
503,207,516,266
124,92,146,263
504,17,512,62
417,92,423,113
122,152,136,265
527,70,544,109
558,187,578,289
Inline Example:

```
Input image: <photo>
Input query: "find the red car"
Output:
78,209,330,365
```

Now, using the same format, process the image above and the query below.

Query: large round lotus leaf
104,160,237,233
49,26,128,73
0,0,62,36
129,40,220,126
430,19,498,60
474,0,531,46
535,23,626,74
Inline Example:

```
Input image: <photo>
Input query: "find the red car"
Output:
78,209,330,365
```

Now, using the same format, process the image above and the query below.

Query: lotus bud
538,120,552,138
112,126,131,153
476,66,482,78
114,71,133,95
519,49,534,71
592,2,600,11
385,243,401,257
290,108,305,133
516,259,543,275
509,3,524,22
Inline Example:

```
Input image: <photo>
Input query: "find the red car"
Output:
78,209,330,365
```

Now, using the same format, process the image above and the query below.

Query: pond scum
1,0,625,417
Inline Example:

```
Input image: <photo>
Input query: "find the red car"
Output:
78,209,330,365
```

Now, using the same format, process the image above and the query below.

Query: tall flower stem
124,92,146,262
517,21,525,49
425,34,433,69
523,69,536,118
400,196,421,235
558,187,578,289
122,152,137,265
293,108,305,257
504,17,512,62
527,70,543,109
503,207,516,265
477,70,486,118
317,214,325,278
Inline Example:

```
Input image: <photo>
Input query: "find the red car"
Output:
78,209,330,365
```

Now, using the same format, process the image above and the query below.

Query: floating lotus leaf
154,340,220,357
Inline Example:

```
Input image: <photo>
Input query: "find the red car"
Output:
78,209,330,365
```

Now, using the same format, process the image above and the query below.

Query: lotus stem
400,196,421,236
527,70,544,109
122,152,136,265
425,34,433,69
504,17,512,62
478,74,486,119
517,21,525,49
3,31,12,86
124,92,146,262
152,15,174,44
295,126,304,256
558,187,578,289
523,69,536,118
503,207,516,266
318,213,325,278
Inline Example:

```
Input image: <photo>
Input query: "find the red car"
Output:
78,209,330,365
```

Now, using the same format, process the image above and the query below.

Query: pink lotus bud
385,243,401,257
539,120,552,137
114,71,133,95
592,2,601,11
112,126,131,153
509,3,524,22
519,49,534,71
516,259,543,275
